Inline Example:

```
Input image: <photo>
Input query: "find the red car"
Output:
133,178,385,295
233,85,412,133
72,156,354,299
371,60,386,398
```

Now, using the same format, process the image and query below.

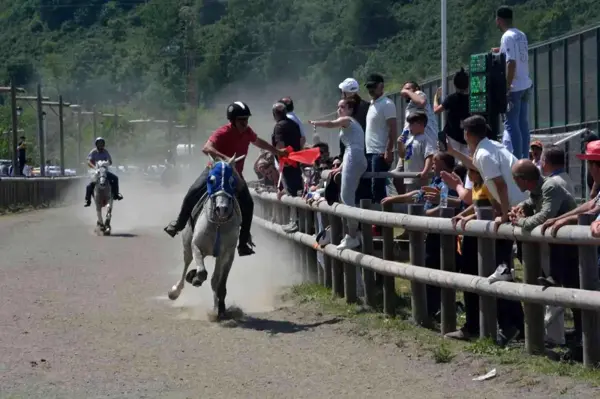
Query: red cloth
278,146,321,171
208,123,258,175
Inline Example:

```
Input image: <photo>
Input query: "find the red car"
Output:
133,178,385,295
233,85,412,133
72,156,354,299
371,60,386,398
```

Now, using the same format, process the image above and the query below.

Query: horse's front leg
105,199,113,229
95,202,103,228
168,228,194,300
212,252,234,319
190,240,208,287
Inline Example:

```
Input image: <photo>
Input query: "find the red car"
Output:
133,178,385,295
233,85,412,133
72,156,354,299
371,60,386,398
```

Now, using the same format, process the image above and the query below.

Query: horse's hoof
191,270,208,287
185,269,196,284
103,229,111,236
167,289,180,300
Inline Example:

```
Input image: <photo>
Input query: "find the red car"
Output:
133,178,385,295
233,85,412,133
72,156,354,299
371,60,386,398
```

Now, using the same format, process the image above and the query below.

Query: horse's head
95,160,109,188
206,154,245,221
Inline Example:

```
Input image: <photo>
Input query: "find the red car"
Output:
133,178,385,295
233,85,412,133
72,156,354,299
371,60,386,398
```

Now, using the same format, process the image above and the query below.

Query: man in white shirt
279,97,306,148
364,73,397,202
494,6,533,160
448,115,526,228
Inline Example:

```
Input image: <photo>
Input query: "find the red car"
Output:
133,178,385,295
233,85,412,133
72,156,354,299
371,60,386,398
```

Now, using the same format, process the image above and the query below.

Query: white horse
168,154,245,320
91,160,113,236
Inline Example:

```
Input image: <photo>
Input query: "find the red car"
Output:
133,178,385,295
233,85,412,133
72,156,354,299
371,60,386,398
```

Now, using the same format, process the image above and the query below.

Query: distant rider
84,137,123,207
163,101,287,256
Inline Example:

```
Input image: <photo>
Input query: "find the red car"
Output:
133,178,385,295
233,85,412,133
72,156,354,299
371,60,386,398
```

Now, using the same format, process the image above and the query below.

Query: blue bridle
206,161,238,256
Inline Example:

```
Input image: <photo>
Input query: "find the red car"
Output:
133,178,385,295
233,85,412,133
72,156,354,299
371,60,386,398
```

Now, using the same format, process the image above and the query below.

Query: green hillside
0,0,598,162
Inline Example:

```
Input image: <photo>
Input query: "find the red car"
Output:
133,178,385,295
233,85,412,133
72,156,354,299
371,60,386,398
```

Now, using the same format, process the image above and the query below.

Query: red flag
278,146,321,171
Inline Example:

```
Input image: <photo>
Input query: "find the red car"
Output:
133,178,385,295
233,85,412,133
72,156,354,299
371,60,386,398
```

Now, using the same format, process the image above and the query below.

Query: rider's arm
202,140,230,161
253,137,282,156
87,151,95,168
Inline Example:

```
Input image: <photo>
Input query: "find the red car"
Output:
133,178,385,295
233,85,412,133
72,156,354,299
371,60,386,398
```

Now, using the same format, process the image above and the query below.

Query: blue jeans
504,89,531,159
366,153,390,203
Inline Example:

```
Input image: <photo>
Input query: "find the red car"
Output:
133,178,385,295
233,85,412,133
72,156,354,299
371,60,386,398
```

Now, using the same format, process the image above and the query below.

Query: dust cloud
70,170,303,320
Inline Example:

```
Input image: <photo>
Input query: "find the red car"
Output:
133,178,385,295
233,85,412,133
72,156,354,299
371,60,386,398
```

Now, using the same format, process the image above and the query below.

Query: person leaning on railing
446,115,527,231
509,159,581,347
542,140,600,237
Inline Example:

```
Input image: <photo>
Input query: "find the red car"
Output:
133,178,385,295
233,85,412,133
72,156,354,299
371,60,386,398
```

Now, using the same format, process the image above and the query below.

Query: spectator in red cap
542,140,600,236
529,140,543,169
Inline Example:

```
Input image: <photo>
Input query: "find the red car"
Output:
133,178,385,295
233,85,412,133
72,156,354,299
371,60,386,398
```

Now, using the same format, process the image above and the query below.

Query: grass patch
431,341,454,363
289,282,600,385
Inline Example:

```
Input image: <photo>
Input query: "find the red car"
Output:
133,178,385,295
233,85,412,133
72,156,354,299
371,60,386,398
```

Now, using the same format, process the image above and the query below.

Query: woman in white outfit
309,98,368,249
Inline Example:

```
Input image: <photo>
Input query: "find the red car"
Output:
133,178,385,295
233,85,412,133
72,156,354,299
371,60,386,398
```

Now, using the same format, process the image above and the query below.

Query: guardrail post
408,204,429,326
476,207,497,339
439,207,457,335
305,208,318,283
343,220,358,305
298,207,308,281
577,214,600,368
313,211,324,285
382,202,397,317
329,214,345,298
521,241,545,355
360,199,377,308
320,213,332,288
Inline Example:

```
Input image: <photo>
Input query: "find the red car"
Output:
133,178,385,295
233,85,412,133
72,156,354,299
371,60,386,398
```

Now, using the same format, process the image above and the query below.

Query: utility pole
36,83,46,177
10,81,20,176
77,107,82,171
59,95,65,176
92,105,97,137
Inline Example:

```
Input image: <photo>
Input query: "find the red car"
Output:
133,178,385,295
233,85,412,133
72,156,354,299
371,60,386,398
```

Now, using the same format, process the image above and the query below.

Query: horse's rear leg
212,254,234,318
168,231,194,300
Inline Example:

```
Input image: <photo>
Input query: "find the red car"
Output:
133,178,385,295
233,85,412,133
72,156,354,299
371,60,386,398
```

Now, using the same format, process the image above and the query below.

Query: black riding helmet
226,101,252,121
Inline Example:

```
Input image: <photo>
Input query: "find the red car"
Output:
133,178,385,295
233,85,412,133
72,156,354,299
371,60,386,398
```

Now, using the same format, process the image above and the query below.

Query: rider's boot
164,220,184,238
114,193,123,201
237,232,256,256
84,183,93,207
237,242,255,256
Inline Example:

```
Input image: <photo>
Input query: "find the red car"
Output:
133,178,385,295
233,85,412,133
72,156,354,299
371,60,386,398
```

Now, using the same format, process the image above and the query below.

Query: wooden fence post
321,213,333,289
439,207,457,335
408,203,429,326
521,241,545,354
476,207,497,339
305,208,318,283
577,213,600,368
329,214,345,298
360,199,377,308
381,202,397,317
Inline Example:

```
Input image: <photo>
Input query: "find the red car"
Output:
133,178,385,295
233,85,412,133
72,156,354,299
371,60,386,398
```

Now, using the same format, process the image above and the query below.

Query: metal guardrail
251,189,600,367
0,176,85,209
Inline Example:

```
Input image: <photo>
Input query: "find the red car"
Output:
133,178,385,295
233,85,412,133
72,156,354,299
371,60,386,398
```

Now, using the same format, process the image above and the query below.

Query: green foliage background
0,0,598,165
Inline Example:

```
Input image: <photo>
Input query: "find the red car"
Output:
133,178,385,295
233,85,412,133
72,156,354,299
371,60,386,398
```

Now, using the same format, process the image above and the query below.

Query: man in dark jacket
272,102,303,232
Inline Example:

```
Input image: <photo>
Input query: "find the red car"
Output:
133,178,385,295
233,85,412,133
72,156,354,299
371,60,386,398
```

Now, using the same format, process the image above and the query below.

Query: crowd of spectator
251,5,600,356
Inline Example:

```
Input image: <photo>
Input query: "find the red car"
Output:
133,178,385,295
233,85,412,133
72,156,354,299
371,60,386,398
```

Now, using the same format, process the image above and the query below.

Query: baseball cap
338,78,359,93
365,73,384,88
530,140,543,149
577,140,600,161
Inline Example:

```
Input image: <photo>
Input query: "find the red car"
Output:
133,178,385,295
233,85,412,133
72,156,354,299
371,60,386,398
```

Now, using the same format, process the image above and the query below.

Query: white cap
338,78,359,93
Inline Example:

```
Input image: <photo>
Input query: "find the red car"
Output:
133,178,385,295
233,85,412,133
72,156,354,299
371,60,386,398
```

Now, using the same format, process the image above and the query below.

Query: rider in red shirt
164,101,286,256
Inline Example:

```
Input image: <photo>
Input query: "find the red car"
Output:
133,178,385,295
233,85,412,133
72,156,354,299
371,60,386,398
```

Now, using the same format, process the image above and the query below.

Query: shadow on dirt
218,306,342,335
106,233,138,238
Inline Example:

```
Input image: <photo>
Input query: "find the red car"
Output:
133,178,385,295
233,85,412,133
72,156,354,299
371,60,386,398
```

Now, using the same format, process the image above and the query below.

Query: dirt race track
1,182,598,398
